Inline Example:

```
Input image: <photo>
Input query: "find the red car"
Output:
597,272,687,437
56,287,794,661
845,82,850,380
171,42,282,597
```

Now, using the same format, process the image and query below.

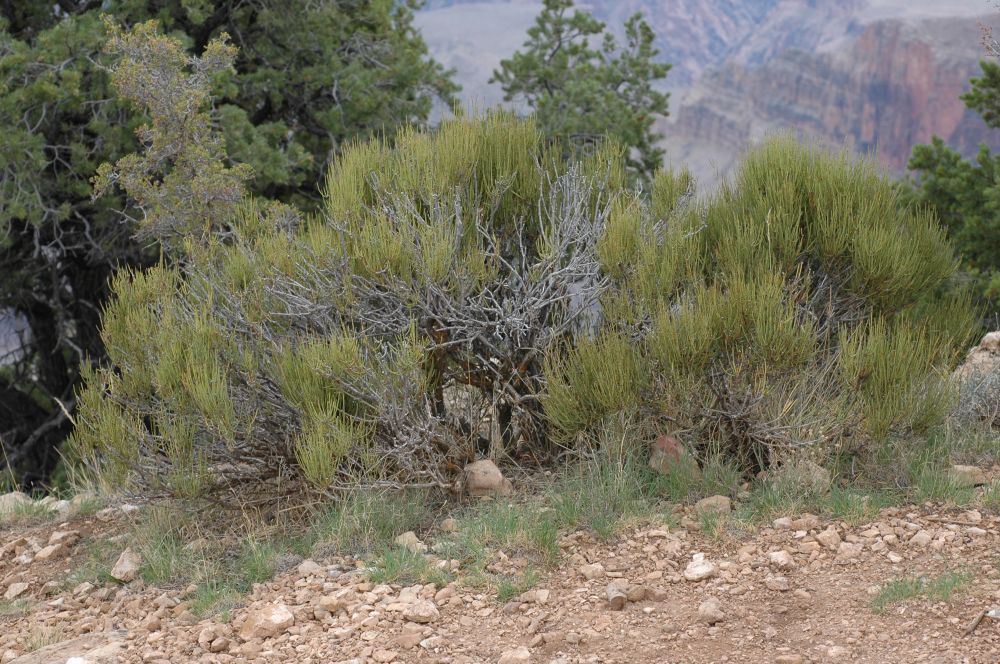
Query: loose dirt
3,502,1000,663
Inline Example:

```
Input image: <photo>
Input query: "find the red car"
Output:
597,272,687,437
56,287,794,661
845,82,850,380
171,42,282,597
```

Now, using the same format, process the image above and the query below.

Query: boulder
239,603,295,640
402,600,440,624
683,554,718,582
394,531,427,554
498,647,532,664
463,460,513,496
0,492,31,516
8,632,126,664
3,582,28,600
768,550,795,570
816,526,841,550
648,434,701,479
695,495,731,515
110,548,141,583
954,331,1000,381
698,597,725,624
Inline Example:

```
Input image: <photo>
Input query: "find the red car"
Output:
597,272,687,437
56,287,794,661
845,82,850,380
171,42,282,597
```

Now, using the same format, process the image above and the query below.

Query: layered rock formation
662,13,1000,184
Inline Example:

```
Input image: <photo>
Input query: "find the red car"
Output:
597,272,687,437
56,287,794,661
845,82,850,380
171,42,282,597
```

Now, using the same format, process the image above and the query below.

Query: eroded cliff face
662,16,1000,184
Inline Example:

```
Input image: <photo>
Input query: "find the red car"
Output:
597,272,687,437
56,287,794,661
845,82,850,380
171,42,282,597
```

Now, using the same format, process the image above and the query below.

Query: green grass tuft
871,569,974,613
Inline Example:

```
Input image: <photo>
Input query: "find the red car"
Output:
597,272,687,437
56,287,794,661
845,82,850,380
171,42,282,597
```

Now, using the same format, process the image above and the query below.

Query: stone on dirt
463,460,513,496
109,547,141,583
402,600,440,624
683,554,718,582
816,526,841,550
698,597,725,624
648,434,700,479
768,550,795,570
8,632,126,664
695,495,731,515
239,603,295,640
394,531,427,553
498,646,532,663
3,582,28,601
606,580,628,610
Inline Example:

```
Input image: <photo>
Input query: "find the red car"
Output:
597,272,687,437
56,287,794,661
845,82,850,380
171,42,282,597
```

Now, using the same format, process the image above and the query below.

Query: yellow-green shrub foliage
545,137,976,468
71,117,974,503
70,113,633,502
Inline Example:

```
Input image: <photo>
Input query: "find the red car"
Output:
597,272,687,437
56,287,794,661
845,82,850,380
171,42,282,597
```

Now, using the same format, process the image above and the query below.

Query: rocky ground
3,490,1000,664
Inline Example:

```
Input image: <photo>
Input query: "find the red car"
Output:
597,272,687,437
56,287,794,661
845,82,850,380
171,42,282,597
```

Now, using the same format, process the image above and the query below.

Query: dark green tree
0,0,456,486
491,0,670,182
905,58,1000,323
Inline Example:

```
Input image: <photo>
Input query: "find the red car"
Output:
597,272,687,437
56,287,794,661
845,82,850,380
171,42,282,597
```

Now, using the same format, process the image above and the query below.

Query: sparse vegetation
24,626,64,653
872,570,974,613
369,547,450,587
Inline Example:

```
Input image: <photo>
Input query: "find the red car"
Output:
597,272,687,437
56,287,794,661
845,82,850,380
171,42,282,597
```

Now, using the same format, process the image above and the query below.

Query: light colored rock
765,575,790,592
110,547,141,583
950,465,986,487
816,526,841,550
606,580,628,610
774,655,804,664
768,550,795,570
440,517,459,533
239,603,295,640
579,563,605,580
47,530,80,546
519,589,550,604
909,530,932,547
695,495,731,515
395,531,427,553
0,492,31,515
698,597,725,624
498,646,532,664
790,514,820,530
402,600,440,624
683,554,718,582
33,543,64,561
887,552,904,563
772,517,793,530
836,541,863,561
826,645,850,659
420,635,444,649
463,459,513,496
319,588,354,613
3,582,28,600
8,632,126,664
296,559,323,576
625,584,646,602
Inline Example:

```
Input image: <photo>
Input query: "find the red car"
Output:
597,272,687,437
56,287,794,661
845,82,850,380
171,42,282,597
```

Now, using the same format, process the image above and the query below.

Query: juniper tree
491,0,670,183
0,0,456,485
905,29,1000,324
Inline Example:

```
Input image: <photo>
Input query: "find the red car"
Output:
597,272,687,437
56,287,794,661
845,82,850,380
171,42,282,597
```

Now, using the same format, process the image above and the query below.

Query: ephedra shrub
68,28,975,504
546,139,976,473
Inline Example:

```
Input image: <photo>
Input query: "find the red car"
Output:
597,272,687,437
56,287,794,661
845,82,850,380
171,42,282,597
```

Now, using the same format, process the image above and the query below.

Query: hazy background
416,0,1000,186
